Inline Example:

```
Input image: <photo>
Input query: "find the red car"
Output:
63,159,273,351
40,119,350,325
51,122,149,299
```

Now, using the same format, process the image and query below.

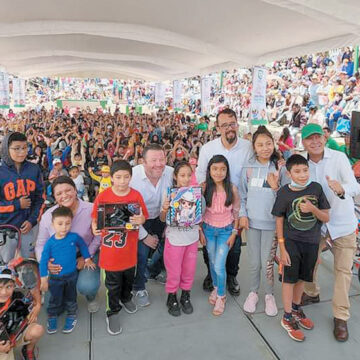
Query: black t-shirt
271,182,330,244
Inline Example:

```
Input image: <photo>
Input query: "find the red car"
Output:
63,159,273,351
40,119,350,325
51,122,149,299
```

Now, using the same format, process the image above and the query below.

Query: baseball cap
101,165,110,173
0,266,16,281
301,124,324,140
53,158,62,166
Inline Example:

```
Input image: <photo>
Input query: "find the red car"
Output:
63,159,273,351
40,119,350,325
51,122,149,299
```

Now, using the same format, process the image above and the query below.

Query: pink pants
164,238,198,293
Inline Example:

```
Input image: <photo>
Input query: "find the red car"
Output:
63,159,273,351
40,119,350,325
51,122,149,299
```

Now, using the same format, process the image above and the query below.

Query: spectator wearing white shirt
300,124,360,342
130,144,174,307
196,108,252,296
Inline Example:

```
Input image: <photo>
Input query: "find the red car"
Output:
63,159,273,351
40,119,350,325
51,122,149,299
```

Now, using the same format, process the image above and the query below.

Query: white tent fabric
1,0,360,80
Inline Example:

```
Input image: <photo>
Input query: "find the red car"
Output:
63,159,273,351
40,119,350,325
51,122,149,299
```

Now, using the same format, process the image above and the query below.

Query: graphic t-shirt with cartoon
271,182,330,244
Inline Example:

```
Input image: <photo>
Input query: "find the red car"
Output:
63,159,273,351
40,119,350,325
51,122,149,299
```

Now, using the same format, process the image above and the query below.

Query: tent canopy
1,0,360,80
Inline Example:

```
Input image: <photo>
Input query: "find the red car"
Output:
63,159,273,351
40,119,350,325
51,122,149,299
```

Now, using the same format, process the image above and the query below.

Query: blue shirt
39,232,90,277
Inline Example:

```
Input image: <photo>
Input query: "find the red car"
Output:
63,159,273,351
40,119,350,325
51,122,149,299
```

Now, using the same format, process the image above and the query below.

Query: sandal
212,295,226,316
208,287,217,305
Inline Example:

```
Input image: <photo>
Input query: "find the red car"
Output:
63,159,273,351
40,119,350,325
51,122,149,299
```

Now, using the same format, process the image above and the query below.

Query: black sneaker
167,293,181,317
227,275,240,296
180,290,193,314
202,273,214,292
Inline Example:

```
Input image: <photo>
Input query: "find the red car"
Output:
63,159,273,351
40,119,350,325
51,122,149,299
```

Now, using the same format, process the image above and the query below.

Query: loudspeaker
350,111,360,158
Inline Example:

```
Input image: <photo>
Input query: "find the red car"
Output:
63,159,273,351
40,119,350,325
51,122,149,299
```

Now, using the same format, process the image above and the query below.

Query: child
201,155,240,316
91,160,148,336
48,158,66,181
0,267,44,360
0,132,44,259
40,207,96,335
160,161,202,317
69,165,85,199
88,165,112,193
239,126,283,316
271,154,330,342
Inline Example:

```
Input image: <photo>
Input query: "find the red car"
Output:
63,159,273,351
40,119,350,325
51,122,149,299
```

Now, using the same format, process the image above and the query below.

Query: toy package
97,203,140,231
166,187,202,227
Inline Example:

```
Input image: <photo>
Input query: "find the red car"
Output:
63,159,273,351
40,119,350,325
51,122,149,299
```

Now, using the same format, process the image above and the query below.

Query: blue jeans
77,252,100,301
203,223,233,296
48,271,78,317
133,239,150,291
133,217,166,291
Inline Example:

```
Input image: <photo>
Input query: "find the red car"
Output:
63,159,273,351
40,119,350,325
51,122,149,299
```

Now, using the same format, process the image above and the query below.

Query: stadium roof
1,0,360,80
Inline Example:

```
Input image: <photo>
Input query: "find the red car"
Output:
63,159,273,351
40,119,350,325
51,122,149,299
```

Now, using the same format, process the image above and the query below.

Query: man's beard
225,131,237,144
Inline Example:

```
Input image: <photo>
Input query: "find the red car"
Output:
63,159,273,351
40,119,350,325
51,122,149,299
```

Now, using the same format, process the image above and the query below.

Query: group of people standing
0,106,359,359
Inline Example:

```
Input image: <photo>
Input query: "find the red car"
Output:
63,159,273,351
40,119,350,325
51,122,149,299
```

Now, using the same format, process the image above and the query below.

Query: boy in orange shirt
92,160,148,336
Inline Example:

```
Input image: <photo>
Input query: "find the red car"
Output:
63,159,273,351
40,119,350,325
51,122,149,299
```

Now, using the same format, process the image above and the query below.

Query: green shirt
338,145,359,166
325,137,341,151
196,123,208,131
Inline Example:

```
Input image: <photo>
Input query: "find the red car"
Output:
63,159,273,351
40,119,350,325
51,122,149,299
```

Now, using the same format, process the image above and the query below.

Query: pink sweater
203,190,240,228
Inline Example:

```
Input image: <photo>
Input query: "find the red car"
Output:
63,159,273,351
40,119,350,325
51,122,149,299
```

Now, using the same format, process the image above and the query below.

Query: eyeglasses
219,122,238,130
9,146,28,153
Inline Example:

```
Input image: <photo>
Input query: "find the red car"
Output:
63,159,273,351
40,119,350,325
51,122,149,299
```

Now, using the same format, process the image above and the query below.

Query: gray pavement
30,246,360,360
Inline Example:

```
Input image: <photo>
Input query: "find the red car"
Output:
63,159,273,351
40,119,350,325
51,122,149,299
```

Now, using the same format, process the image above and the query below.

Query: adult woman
35,176,101,313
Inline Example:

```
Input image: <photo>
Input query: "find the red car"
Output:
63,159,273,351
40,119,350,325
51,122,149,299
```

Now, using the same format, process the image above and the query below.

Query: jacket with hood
0,134,44,228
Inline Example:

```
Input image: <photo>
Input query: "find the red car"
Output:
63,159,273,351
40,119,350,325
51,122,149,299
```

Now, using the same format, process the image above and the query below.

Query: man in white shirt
300,124,360,342
196,108,252,296
130,144,174,307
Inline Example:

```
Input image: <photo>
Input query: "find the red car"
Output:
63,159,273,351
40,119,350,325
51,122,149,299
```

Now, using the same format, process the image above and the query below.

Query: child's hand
280,249,291,266
27,302,41,324
226,234,236,249
299,197,315,213
92,221,102,236
76,257,85,270
0,340,11,353
162,196,170,213
20,196,31,209
20,220,32,234
84,258,96,270
199,231,206,246
130,208,146,226
239,217,249,230
267,171,279,190
40,278,48,292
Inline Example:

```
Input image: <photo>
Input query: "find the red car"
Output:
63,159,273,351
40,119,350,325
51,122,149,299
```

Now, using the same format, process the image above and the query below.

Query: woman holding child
35,176,101,314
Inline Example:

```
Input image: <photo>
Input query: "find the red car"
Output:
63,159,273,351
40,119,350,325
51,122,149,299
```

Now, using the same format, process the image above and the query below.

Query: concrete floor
30,246,360,360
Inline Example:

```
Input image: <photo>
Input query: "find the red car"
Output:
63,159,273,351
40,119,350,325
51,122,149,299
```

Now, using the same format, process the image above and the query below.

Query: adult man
300,123,360,342
196,108,252,296
130,144,173,306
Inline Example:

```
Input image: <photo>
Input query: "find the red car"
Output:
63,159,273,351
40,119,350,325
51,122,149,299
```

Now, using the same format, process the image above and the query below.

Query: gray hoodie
239,159,285,231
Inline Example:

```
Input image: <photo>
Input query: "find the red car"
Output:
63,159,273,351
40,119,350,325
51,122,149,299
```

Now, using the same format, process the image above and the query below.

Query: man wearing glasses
196,108,252,295
0,132,44,259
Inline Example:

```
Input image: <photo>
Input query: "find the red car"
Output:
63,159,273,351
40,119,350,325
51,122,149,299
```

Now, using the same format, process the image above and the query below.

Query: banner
173,80,182,110
249,66,267,126
13,78,26,107
155,82,166,107
0,72,10,109
201,77,211,115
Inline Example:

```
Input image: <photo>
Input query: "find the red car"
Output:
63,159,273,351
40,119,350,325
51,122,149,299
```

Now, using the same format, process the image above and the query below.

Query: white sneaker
243,292,258,313
265,294,278,317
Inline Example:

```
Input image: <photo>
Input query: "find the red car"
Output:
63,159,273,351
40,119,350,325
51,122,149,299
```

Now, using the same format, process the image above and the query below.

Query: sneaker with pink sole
265,294,278,317
243,292,258,313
